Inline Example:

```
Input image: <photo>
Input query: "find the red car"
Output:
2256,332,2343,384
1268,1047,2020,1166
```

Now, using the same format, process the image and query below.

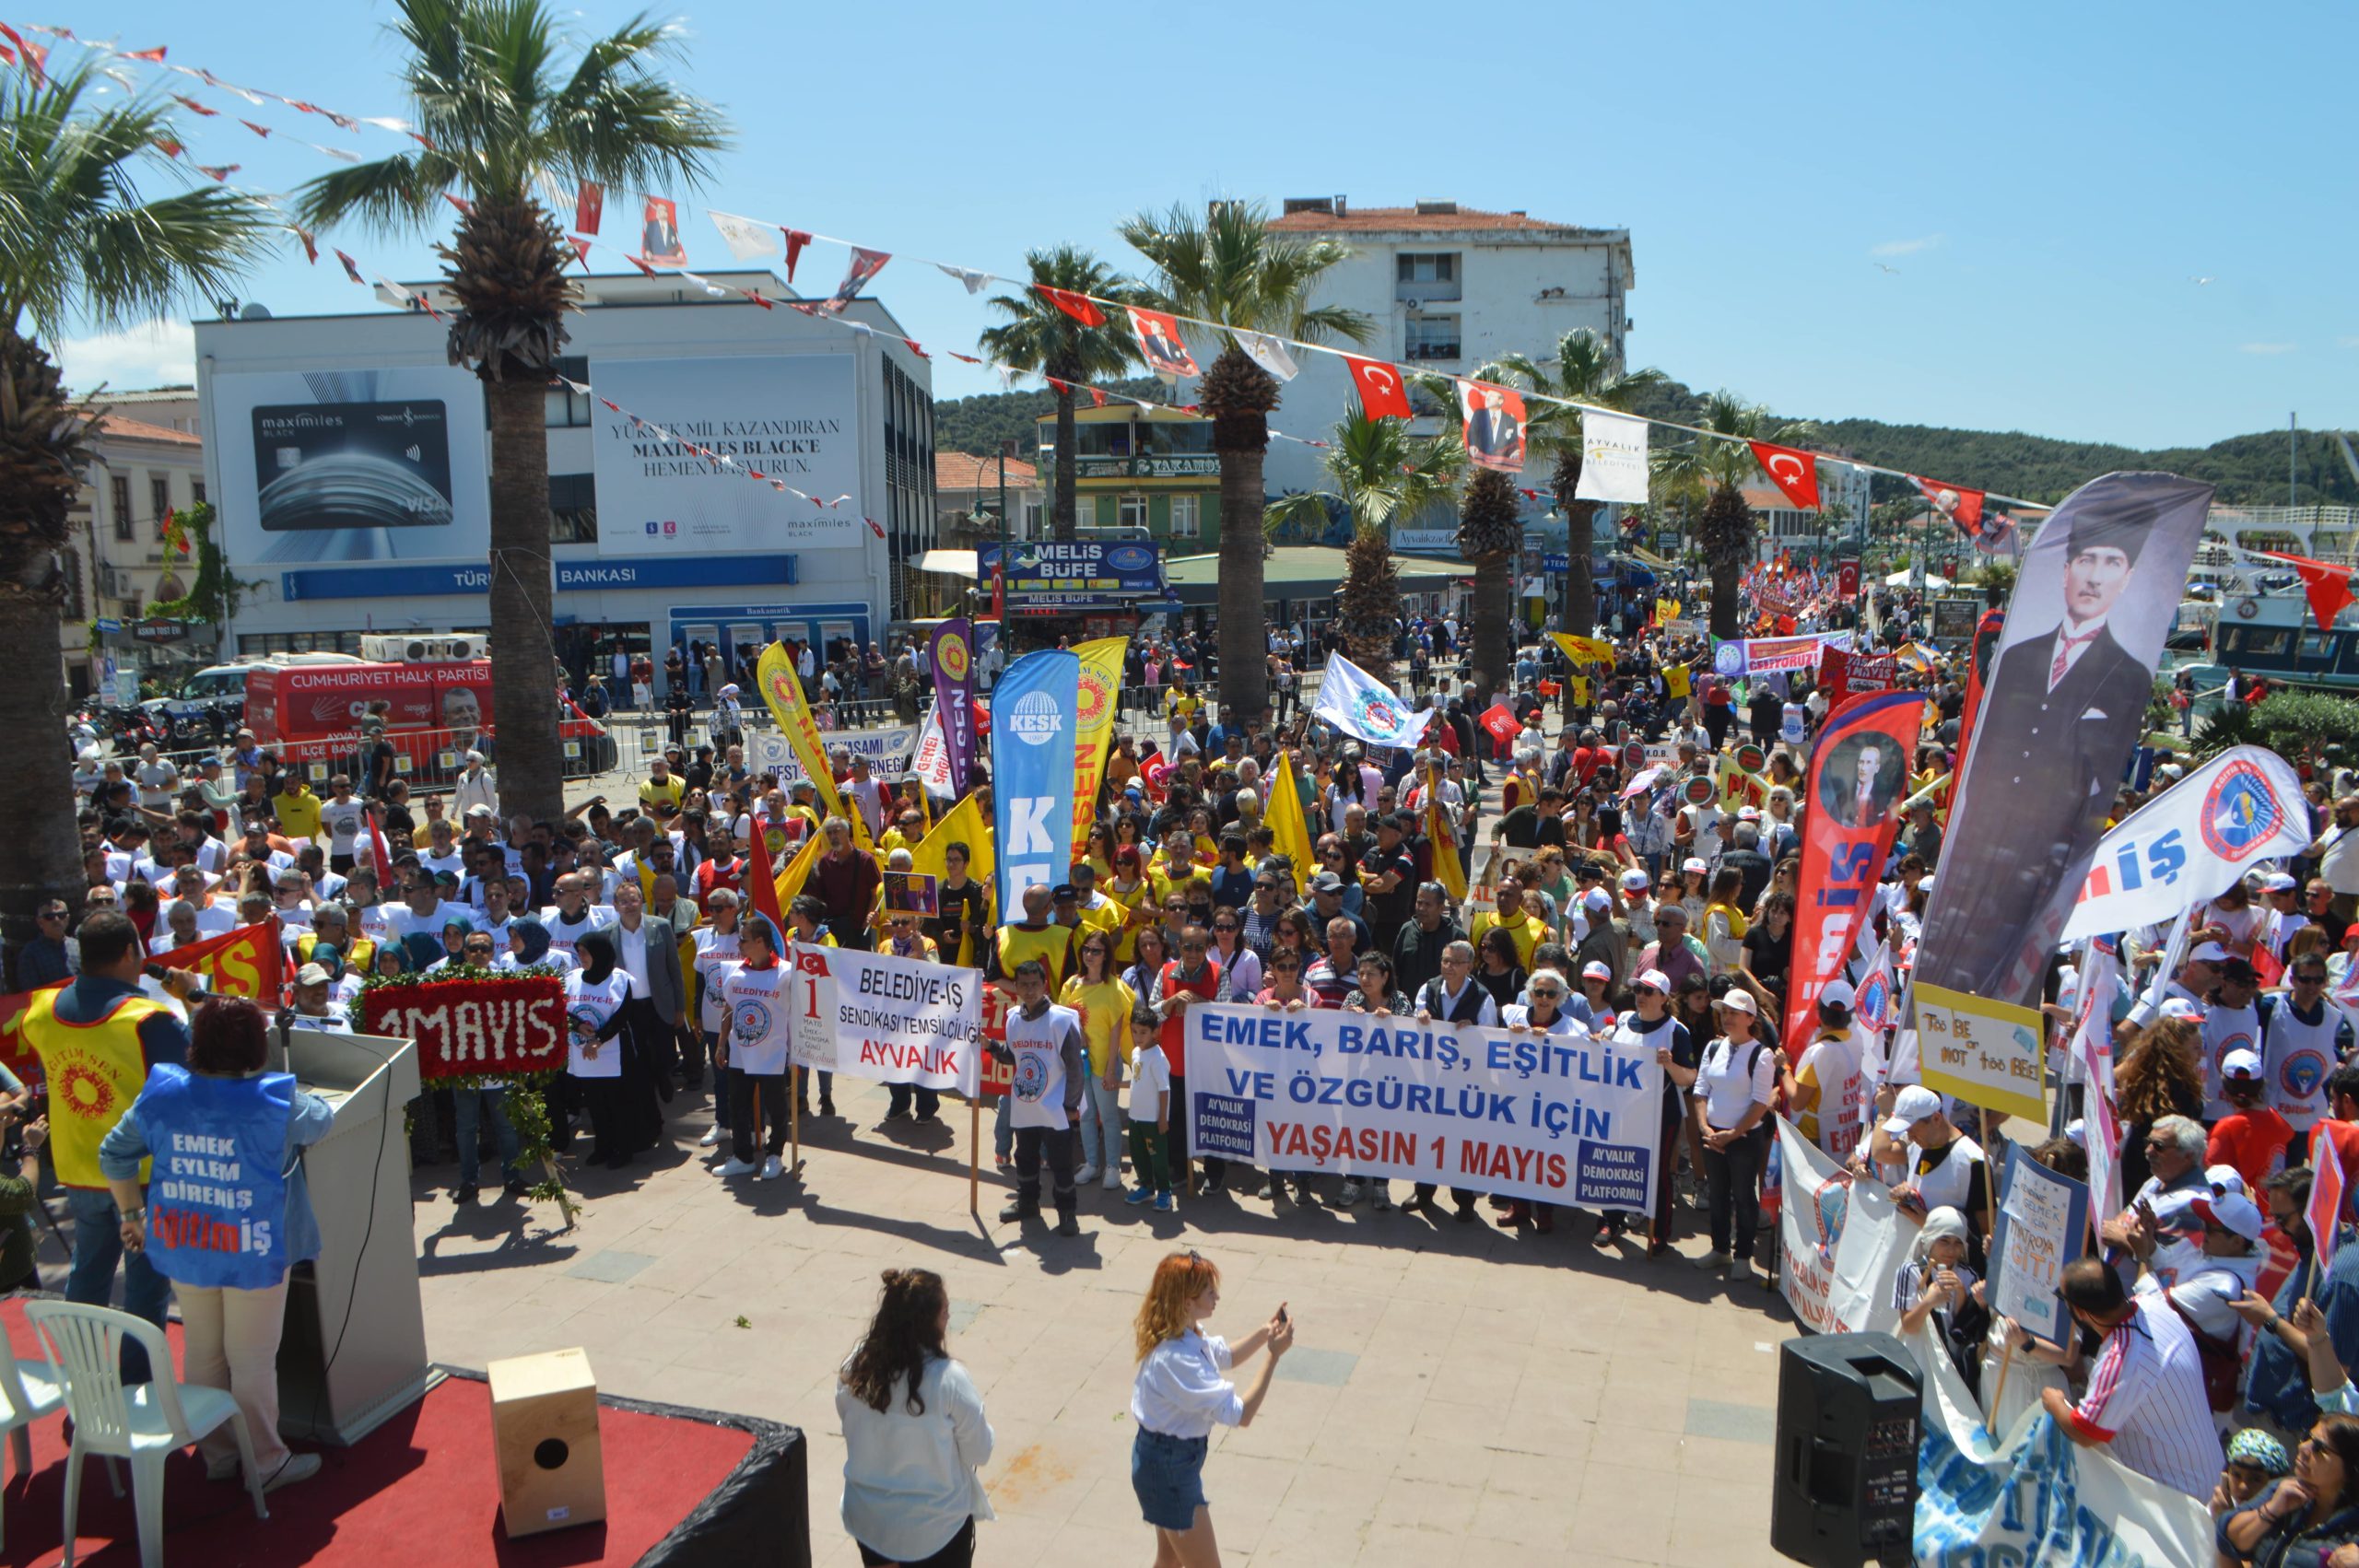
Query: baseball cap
1309,872,1344,895
2192,1190,2267,1243
1736,806,1761,822
1681,857,1708,875
1051,883,1077,902
1634,968,1671,994
295,963,332,987
1882,1084,1945,1136
1582,888,1612,913
1581,960,1613,982
1820,979,1857,1012
1619,868,1651,891
2159,997,2206,1022
2206,1166,2252,1199
2222,1047,2264,1083
2189,942,2231,965
2263,872,2299,892
1717,989,1759,1016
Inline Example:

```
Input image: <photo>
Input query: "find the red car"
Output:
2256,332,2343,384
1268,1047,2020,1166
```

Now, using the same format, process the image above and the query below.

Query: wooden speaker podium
276,1027,441,1445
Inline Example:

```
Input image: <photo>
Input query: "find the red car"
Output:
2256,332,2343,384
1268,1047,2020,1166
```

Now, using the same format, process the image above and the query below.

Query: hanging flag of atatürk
1036,285,1105,327
1126,307,1198,379
1752,441,1822,510
334,250,365,285
1909,474,2012,552
1459,380,1527,473
1344,355,1413,421
574,180,603,235
818,248,890,314
639,196,687,266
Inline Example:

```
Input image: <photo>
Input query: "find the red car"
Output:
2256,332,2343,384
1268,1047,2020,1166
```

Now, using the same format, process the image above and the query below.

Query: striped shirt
2066,1293,2221,1498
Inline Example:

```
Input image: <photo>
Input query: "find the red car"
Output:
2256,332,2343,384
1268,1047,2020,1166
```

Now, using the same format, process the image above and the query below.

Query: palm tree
1651,392,1819,641
1121,200,1372,721
1483,329,1667,637
0,59,273,970
1264,408,1463,666
978,248,1141,543
1455,467,1523,705
296,0,729,824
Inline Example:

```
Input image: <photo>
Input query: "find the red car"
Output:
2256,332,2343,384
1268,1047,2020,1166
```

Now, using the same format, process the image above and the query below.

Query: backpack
2164,1279,2247,1413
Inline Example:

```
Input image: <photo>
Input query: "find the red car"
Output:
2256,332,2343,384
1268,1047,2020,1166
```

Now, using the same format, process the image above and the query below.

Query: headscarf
1911,1205,1970,1266
2227,1428,2292,1476
576,928,617,986
309,942,346,982
509,915,551,965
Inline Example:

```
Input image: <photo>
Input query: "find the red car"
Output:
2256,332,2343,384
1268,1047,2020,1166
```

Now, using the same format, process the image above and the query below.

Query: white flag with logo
2060,745,2308,941
1238,331,1299,383
706,210,779,261
1311,654,1426,747
1574,410,1649,504
911,706,955,795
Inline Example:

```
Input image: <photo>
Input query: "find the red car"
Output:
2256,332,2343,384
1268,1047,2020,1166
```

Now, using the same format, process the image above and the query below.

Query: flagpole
969,1099,981,1215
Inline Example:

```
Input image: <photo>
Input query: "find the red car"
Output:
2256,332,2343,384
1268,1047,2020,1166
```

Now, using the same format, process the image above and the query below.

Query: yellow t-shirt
1470,907,1543,971
639,776,686,813
1105,878,1156,963
274,787,323,844
1058,976,1137,1077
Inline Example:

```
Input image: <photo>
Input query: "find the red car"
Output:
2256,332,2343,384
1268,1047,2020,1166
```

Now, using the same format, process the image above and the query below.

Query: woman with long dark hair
837,1268,994,1567
2114,1017,2205,1200
2217,1411,2359,1566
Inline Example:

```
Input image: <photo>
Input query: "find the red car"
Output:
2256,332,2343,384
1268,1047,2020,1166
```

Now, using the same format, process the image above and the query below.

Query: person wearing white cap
2207,1049,2294,1195
1599,967,1697,1256
2124,1183,2265,1349
1868,1084,1990,1263
285,964,352,1034
2199,955,2264,1122
1577,960,1617,1035
1572,885,1626,988
1786,982,1865,1162
1614,867,1658,950
452,749,499,818
1691,989,1775,1278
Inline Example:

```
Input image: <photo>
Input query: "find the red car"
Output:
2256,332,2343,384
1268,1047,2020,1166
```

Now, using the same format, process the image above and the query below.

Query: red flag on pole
1910,474,1987,532
1343,355,1414,421
2309,1122,2348,1279
1752,441,1822,510
364,806,395,889
1035,285,1105,326
574,180,603,234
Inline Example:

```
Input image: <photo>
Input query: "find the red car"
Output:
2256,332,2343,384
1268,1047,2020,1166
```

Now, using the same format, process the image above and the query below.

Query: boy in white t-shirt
1124,1038,1174,1212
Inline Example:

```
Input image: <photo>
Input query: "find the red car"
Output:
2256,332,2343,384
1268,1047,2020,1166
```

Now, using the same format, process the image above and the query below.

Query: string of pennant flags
39,22,2047,532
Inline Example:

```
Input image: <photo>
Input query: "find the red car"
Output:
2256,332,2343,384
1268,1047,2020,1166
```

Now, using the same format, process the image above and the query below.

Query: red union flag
1753,441,1822,510
1478,702,1521,746
1782,691,1927,1059
1344,355,1414,421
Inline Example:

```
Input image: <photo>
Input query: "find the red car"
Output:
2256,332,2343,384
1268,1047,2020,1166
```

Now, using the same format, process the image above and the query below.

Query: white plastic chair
0,1317,66,1550
25,1301,268,1568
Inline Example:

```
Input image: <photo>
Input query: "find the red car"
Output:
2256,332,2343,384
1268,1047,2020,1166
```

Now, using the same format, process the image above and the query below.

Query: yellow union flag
1266,750,1317,891
1068,636,1130,848
910,793,994,965
754,642,861,841
1549,632,1614,667
1424,765,1466,901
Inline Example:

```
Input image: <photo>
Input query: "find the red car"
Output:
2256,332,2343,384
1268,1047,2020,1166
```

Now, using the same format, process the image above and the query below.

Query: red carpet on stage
0,1300,759,1567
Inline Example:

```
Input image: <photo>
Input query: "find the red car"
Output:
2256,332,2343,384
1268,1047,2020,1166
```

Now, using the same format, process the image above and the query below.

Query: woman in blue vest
100,997,335,1492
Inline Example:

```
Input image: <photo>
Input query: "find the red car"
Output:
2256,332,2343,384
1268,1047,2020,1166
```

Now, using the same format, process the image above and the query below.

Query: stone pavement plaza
416,1072,1800,1566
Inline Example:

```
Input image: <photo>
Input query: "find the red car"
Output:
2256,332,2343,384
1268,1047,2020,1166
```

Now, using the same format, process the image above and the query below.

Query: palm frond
290,151,449,239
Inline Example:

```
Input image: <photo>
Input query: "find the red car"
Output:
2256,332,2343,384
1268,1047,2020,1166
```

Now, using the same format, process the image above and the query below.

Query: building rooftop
1266,200,1614,236
89,414,202,448
935,452,1038,490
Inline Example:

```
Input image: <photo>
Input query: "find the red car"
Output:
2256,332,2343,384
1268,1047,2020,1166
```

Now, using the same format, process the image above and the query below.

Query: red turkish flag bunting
196,164,238,182
443,193,473,216
1088,387,1107,408
124,45,167,62
2261,550,2357,632
574,180,603,235
1751,441,1822,510
152,136,182,159
1036,286,1106,327
171,94,217,116
334,250,364,285
240,120,272,138
293,226,318,264
1910,474,1985,531
1344,355,1414,420
566,236,591,266
782,228,811,283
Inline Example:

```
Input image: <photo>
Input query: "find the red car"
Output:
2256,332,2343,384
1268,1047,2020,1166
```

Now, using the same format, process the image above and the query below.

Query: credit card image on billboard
251,400,456,532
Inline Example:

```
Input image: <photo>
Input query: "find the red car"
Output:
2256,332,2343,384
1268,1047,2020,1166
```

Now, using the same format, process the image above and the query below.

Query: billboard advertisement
589,355,863,556
211,367,490,566
976,540,1165,613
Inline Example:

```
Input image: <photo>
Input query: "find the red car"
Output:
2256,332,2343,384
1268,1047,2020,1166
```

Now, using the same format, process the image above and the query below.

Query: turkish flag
1911,474,1986,532
1751,441,1821,510
1036,286,1105,326
575,180,603,235
782,228,811,283
1344,355,1414,421
2261,550,2356,633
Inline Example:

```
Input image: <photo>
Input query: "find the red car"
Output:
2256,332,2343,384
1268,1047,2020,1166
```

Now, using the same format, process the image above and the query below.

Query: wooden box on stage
488,1348,607,1538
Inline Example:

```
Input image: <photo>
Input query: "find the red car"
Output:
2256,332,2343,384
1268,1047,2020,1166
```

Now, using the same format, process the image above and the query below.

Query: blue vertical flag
990,649,1083,916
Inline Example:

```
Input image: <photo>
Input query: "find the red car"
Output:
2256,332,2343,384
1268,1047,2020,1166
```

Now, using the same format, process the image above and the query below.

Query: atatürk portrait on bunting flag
1916,474,2214,1009
1461,382,1525,472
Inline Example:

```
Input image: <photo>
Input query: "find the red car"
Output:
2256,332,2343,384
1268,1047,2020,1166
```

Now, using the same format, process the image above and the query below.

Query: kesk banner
1917,981,2048,1122
1311,654,1426,748
1572,410,1648,504
785,942,980,1093
2060,744,2309,941
1067,637,1129,851
990,648,1082,914
755,642,851,826
1911,1318,2212,1566
1775,1117,1907,1335
1782,691,1926,1058
927,616,978,796
1182,1002,1663,1214
1918,473,2216,1010
1549,632,1614,667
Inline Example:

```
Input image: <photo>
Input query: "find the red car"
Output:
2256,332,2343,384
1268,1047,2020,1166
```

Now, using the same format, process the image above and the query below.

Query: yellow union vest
295,931,375,974
996,924,1074,989
25,988,170,1188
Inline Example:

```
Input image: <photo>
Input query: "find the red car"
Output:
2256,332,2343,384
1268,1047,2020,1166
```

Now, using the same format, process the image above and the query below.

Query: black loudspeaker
1771,1331,1921,1568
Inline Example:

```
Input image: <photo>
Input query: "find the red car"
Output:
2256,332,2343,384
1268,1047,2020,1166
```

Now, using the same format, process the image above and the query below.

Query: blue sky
56,1,2355,451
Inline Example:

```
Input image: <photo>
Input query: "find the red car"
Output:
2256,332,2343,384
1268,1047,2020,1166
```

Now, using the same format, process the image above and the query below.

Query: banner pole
969,1099,981,1214
790,1072,801,1179
1986,1336,2015,1434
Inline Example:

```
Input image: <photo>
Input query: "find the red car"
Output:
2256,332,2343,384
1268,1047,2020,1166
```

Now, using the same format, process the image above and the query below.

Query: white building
1258,198,1635,514
57,412,214,697
194,270,936,691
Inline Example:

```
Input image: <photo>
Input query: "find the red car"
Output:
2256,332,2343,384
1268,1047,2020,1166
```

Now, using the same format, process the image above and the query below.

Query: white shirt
564,969,632,1079
1693,1035,1776,1128
836,1357,995,1564
2070,1293,2223,1498
1128,1043,1171,1121
319,799,368,857
1131,1330,1241,1438
2048,614,2109,692
693,927,742,1032
616,920,651,993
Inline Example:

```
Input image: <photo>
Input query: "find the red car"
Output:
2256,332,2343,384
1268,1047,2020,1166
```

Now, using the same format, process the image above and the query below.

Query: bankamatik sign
1181,1003,1661,1213
787,942,981,1093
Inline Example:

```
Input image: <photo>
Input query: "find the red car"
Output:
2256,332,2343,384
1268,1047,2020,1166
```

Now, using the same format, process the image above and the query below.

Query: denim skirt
1131,1426,1210,1529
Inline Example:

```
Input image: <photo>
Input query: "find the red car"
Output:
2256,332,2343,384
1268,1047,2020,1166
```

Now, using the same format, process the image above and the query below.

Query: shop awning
915,549,979,578
1159,545,1468,605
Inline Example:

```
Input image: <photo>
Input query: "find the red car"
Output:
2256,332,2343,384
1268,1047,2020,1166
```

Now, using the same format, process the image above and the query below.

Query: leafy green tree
978,248,1143,542
0,57,273,965
1264,407,1462,665
1121,200,1371,720
296,0,728,822
1478,329,1666,637
1651,392,1819,640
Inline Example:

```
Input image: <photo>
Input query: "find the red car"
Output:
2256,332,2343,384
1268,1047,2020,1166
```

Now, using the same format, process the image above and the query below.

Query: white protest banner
1573,410,1649,504
1775,1117,1907,1335
787,942,980,1092
2060,744,2309,941
1181,1003,1662,1212
1986,1144,2087,1346
2070,940,2124,1226
1911,1320,2212,1565
1916,980,2048,1122
910,707,954,795
752,723,919,784
1310,655,1429,748
1741,631,1850,675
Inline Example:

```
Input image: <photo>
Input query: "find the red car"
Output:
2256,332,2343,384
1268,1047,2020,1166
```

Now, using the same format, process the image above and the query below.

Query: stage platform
0,1296,809,1567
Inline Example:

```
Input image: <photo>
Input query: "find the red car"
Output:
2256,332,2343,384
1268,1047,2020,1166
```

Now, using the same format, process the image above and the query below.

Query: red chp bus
242,659,617,782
